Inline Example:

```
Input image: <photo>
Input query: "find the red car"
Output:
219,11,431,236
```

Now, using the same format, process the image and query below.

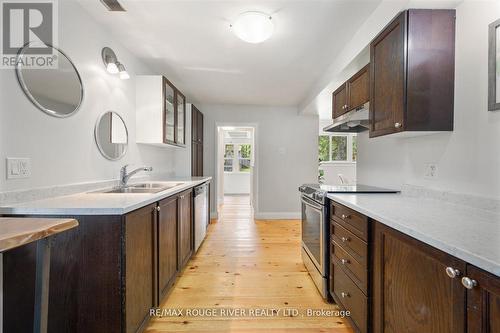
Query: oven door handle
301,195,323,211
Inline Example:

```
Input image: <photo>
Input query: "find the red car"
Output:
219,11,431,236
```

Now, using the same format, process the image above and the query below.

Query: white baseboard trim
254,212,301,220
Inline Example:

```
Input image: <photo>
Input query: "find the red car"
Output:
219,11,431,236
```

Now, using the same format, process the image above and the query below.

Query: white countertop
327,192,500,277
0,177,211,216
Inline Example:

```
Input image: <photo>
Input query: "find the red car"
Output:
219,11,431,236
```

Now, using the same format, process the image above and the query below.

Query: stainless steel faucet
119,165,153,187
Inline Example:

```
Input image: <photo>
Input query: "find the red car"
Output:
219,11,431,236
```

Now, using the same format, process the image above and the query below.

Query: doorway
215,125,256,219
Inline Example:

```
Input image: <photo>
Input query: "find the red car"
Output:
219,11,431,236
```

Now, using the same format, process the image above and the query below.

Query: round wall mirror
95,111,128,161
15,43,84,117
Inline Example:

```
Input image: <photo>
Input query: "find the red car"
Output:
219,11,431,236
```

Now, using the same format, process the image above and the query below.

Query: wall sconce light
102,47,129,79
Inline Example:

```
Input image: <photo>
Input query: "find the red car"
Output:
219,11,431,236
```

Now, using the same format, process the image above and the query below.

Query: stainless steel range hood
323,102,369,133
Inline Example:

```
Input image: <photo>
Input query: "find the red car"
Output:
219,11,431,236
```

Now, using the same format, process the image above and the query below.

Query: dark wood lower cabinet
328,198,500,333
2,189,197,333
466,265,500,332
124,204,158,333
372,222,466,333
158,196,178,299
178,189,193,269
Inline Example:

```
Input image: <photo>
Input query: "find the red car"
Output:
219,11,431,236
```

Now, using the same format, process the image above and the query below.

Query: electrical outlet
424,163,438,180
6,158,31,179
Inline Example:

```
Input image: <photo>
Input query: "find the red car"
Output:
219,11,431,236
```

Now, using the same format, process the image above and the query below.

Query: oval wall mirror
15,43,84,117
95,111,128,161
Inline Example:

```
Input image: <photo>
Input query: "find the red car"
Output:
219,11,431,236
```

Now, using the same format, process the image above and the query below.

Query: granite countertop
0,217,79,252
327,192,500,277
0,177,211,216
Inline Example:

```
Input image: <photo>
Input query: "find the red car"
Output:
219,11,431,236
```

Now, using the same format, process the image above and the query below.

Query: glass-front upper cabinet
176,92,186,145
163,78,176,144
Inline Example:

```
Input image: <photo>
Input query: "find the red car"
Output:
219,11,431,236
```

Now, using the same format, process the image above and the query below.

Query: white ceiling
78,0,381,106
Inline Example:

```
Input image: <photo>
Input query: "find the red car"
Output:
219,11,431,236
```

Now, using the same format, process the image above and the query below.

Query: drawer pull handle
341,236,350,243
461,277,478,290
341,259,349,265
445,267,461,278
341,214,350,220
341,292,350,298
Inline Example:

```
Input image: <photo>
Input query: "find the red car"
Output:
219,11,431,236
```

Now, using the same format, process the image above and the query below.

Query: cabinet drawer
331,240,368,295
331,202,368,241
331,222,367,266
333,264,368,333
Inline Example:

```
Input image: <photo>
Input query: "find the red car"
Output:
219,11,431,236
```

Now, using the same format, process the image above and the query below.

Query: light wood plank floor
145,195,354,333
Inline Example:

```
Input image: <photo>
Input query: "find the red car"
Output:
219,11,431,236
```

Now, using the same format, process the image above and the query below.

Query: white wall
320,162,356,185
199,104,318,219
224,173,251,194
0,0,180,193
355,1,500,198
222,133,252,195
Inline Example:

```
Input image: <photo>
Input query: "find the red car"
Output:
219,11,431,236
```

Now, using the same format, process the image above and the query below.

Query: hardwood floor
145,195,353,333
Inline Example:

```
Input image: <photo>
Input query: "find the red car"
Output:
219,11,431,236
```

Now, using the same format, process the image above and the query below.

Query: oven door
301,195,326,276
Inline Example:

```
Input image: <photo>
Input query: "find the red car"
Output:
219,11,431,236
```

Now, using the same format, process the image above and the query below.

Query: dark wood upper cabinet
332,64,370,120
158,196,178,300
178,189,193,269
465,265,500,332
370,9,455,138
191,104,204,177
372,221,466,333
163,77,176,145
125,204,158,333
332,84,348,119
347,64,370,112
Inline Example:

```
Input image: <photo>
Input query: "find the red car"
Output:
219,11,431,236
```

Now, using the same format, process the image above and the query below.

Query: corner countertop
327,192,500,277
0,217,79,252
0,177,211,216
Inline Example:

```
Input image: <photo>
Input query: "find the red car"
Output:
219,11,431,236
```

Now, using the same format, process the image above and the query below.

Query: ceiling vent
226,131,250,139
99,0,126,12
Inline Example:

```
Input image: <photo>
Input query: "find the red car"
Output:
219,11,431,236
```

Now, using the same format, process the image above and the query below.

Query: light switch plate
6,158,31,179
424,163,438,180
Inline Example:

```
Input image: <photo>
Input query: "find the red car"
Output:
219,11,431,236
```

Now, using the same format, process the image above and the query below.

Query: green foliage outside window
318,135,330,162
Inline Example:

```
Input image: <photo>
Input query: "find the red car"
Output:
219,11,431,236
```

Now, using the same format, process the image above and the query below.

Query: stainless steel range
298,184,398,299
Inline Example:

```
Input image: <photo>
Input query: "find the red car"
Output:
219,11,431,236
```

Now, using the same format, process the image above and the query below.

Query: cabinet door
466,265,500,332
176,91,186,145
192,105,199,143
347,64,370,111
125,204,157,333
370,12,406,138
158,197,178,300
197,110,204,143
178,190,193,269
373,222,466,333
163,78,176,144
332,84,347,119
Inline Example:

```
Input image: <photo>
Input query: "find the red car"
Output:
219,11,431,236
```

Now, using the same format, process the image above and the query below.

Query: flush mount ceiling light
230,11,274,44
102,47,129,79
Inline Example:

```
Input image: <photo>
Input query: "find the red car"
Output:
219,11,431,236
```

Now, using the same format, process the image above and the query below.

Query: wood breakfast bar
0,218,79,333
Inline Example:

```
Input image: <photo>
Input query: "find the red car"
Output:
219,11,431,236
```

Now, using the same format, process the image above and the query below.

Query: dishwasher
193,182,209,253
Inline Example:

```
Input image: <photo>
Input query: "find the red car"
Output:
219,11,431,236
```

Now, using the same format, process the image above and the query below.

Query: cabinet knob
341,259,349,265
156,206,161,212
341,214,350,220
461,277,478,290
341,292,350,298
341,236,350,243
445,267,461,278
394,122,402,128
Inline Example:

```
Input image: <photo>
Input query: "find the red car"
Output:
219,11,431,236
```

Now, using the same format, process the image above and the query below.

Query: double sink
95,182,184,194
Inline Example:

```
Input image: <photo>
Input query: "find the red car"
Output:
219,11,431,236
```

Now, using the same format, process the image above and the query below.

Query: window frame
318,133,357,163
224,143,253,173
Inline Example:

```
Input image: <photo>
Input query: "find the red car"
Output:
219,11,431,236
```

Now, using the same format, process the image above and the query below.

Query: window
224,143,252,173
224,144,234,172
318,134,357,163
